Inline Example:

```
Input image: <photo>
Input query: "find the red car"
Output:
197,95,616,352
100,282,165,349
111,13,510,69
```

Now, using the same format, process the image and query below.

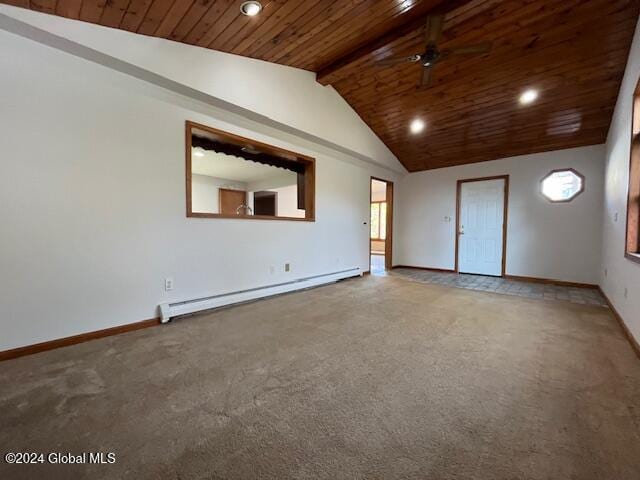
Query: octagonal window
541,169,584,202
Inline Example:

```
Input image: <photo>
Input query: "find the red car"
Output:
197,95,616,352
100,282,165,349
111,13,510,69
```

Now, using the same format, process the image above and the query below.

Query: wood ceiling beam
315,0,473,86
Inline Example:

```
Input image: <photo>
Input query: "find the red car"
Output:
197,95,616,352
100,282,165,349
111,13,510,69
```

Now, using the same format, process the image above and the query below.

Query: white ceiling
192,149,297,185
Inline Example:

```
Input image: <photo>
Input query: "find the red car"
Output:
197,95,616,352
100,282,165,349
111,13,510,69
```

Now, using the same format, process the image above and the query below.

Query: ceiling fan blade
447,42,492,56
424,14,445,46
375,54,420,67
420,66,433,87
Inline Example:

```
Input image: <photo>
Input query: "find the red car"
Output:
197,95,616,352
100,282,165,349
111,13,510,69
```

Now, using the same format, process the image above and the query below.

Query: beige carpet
1,275,639,480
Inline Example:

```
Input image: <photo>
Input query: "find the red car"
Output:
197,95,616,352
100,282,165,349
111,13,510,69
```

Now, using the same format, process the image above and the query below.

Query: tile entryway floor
370,254,386,275
391,268,608,307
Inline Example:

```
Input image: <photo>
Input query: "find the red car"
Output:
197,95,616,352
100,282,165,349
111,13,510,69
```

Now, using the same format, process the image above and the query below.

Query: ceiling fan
375,14,492,87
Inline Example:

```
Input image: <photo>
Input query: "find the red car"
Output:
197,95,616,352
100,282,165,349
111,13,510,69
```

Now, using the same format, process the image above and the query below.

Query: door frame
253,190,278,216
369,177,394,271
454,175,509,276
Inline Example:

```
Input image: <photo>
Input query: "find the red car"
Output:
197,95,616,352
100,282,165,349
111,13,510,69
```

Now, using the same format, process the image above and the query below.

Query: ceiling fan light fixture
410,119,426,134
240,1,262,16
520,89,539,105
373,15,491,89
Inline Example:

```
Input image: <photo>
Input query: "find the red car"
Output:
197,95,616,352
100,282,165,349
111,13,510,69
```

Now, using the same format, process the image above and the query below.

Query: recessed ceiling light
410,118,425,134
240,1,262,16
193,147,205,157
519,89,539,105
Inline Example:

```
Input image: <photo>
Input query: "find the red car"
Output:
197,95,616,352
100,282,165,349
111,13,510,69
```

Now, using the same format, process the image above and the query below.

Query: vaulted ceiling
4,0,639,171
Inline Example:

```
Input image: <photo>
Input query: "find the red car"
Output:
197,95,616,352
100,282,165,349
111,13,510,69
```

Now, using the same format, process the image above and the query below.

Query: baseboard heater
159,267,361,323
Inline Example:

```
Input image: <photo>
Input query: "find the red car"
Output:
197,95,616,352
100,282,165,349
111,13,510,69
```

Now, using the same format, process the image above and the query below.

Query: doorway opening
455,175,509,277
370,177,394,275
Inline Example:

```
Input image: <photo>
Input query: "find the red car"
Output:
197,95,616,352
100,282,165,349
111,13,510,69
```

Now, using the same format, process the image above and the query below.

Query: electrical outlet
604,268,608,277
165,278,174,292
285,263,290,272
614,212,619,222
269,265,275,275
624,288,628,299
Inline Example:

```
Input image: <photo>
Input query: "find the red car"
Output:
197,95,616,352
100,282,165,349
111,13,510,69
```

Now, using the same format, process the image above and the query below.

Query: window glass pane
380,202,387,240
541,170,583,201
370,203,380,238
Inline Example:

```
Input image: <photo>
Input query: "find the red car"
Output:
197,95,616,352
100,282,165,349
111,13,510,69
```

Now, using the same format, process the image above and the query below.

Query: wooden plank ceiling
3,0,639,171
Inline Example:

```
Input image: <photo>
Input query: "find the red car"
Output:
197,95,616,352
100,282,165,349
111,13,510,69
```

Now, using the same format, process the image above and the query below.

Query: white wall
2,6,625,352
396,145,605,284
0,27,400,351
246,173,297,193
0,5,404,174
269,185,306,218
191,175,247,214
601,15,640,342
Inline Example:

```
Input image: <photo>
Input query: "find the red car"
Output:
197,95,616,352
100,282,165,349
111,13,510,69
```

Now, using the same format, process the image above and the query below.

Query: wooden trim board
599,287,640,360
369,176,394,270
504,274,598,289
384,180,394,270
625,76,640,263
0,318,160,362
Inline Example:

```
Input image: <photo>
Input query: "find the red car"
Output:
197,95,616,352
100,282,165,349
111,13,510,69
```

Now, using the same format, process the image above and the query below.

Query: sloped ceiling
2,0,639,171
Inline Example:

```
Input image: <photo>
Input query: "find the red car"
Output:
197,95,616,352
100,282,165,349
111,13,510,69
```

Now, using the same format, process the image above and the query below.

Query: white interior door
458,179,505,276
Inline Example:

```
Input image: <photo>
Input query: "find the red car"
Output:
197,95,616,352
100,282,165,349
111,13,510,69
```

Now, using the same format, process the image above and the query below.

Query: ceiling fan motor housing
422,47,440,67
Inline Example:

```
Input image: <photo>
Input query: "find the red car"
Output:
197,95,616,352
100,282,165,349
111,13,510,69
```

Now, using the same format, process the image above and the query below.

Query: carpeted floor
1,275,639,480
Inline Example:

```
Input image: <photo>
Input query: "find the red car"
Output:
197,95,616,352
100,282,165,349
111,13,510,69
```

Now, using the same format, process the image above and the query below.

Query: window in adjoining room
370,202,387,240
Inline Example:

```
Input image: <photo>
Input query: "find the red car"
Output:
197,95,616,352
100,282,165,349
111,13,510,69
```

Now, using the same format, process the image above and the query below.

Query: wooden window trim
185,121,315,222
370,201,387,240
625,77,640,263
